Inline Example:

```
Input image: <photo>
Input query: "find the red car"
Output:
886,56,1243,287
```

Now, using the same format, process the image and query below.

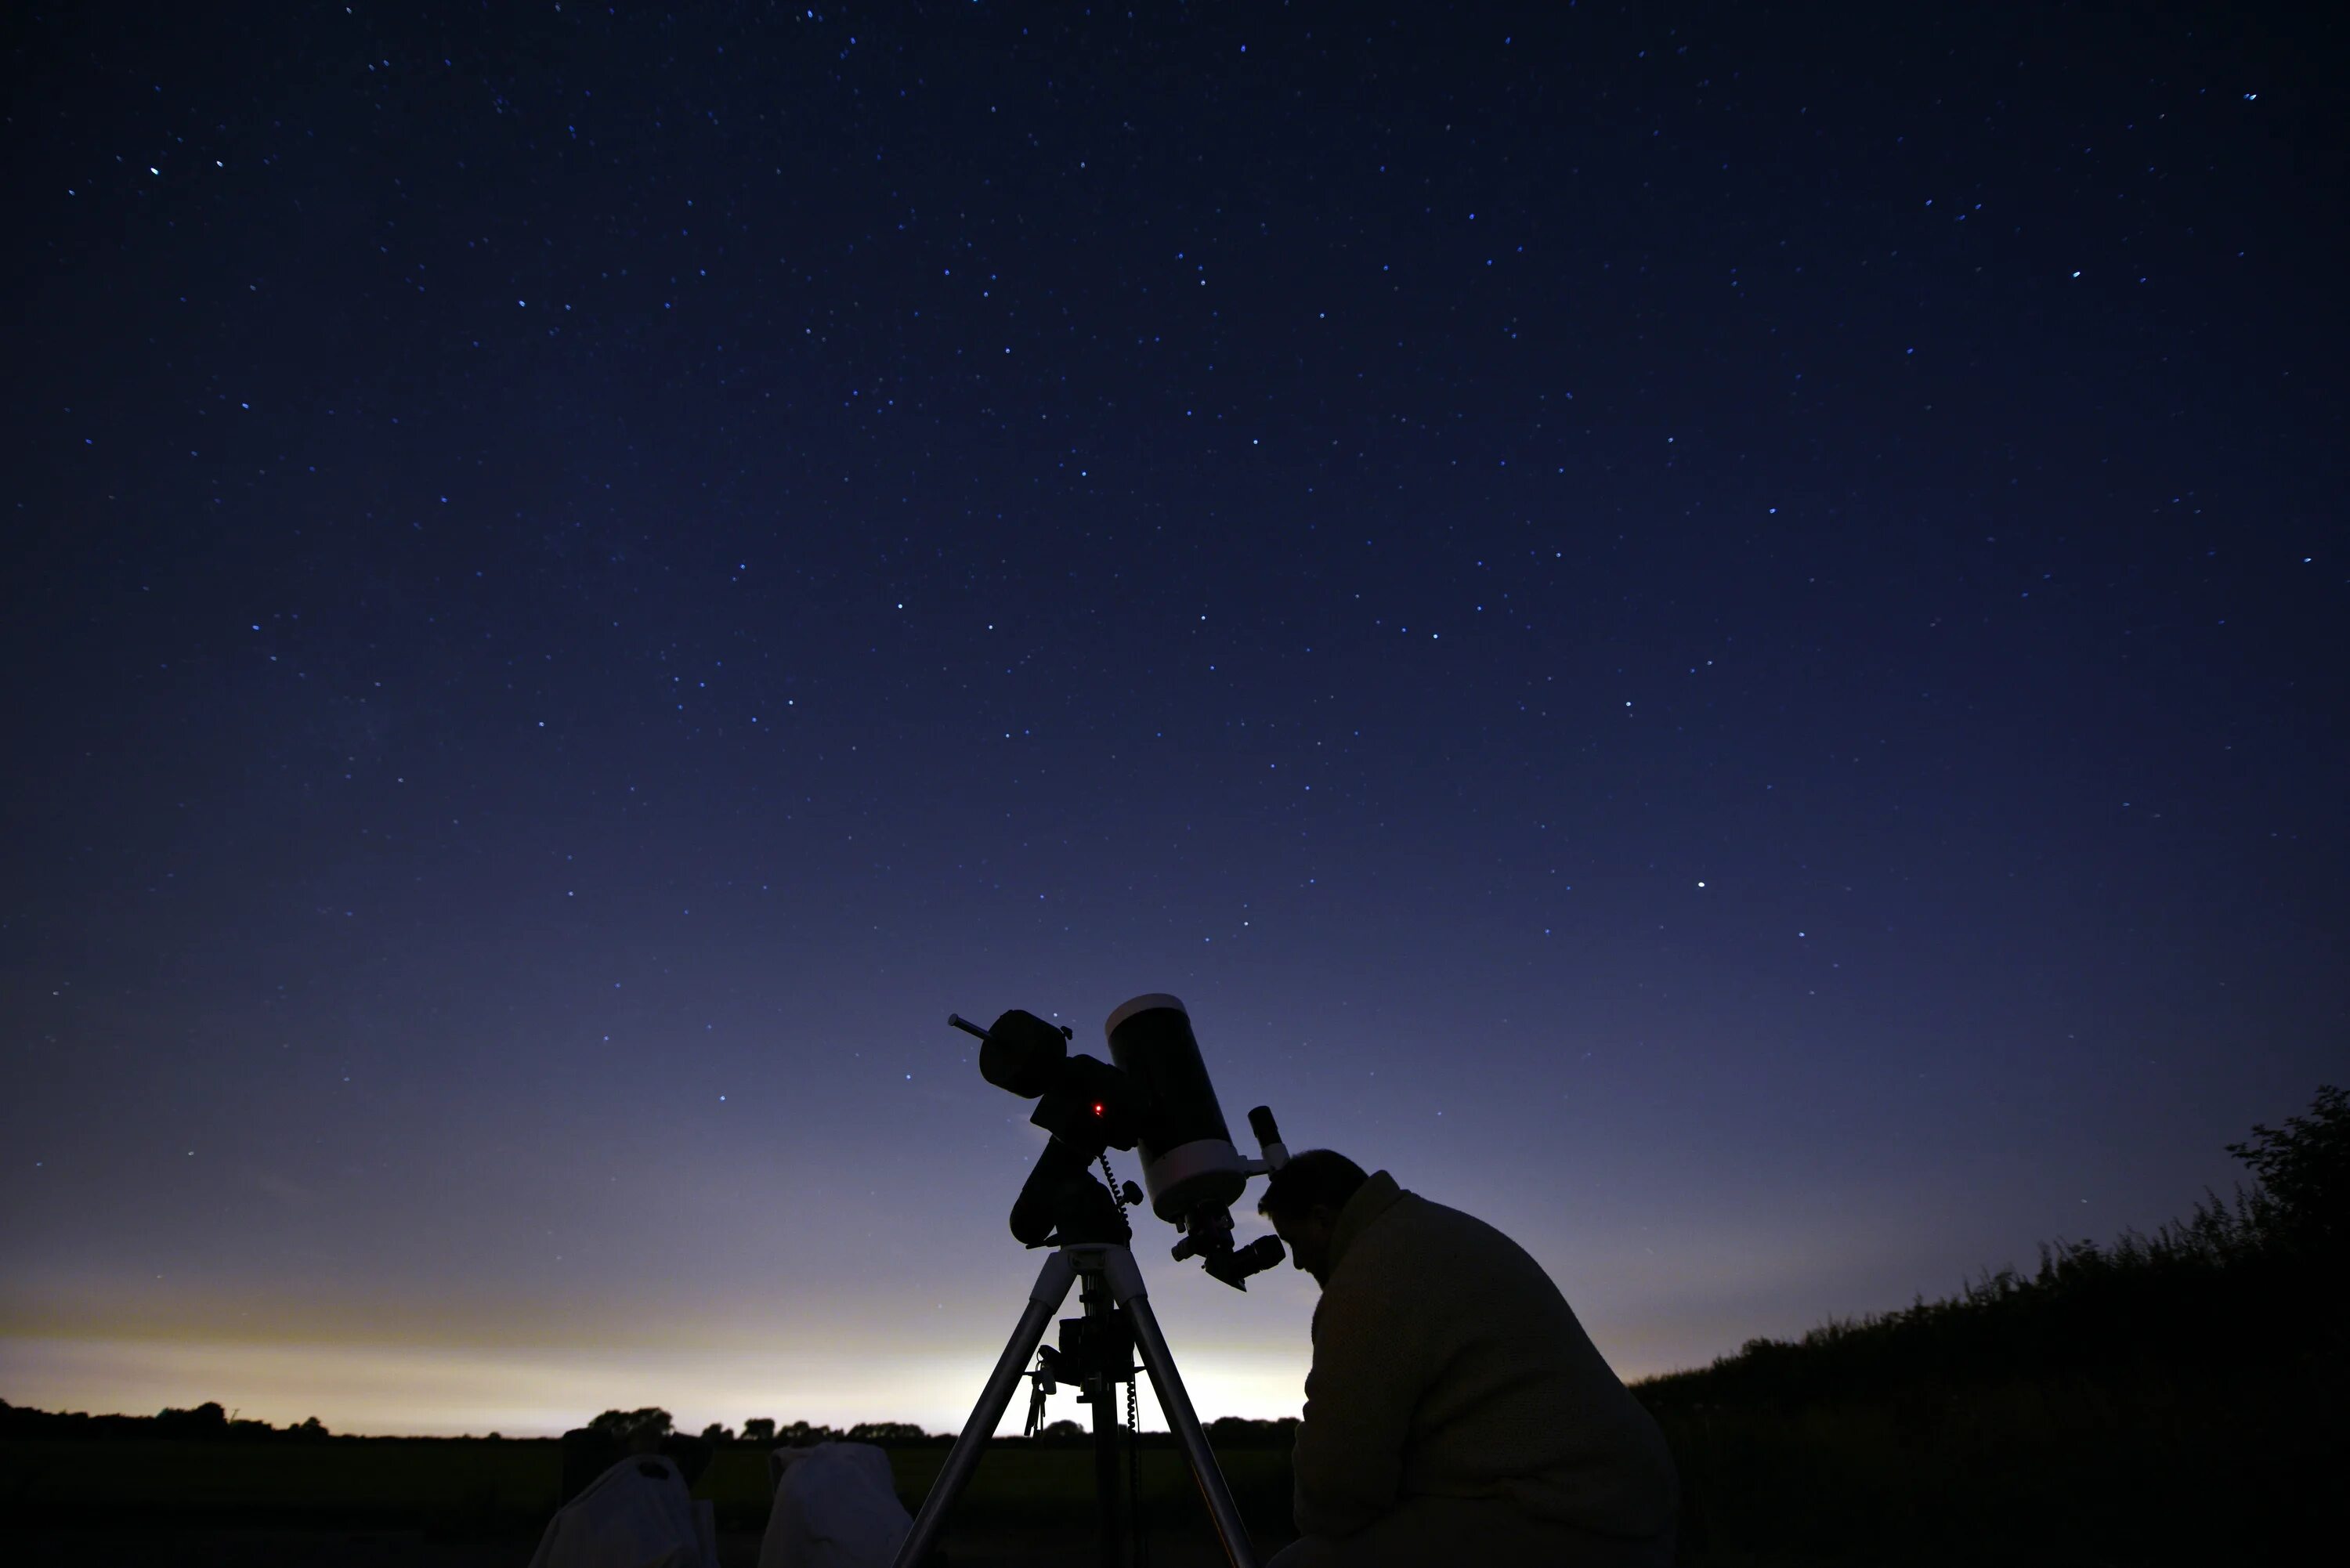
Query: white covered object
757,1442,913,1568
528,1452,719,1568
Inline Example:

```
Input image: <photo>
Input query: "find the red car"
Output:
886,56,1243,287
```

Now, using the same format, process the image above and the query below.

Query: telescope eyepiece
1202,1234,1287,1290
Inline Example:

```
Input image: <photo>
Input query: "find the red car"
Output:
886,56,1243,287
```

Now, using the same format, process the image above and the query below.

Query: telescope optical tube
1104,993,1248,1223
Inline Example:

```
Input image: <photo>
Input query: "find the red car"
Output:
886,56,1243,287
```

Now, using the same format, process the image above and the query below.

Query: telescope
902,994,1289,1568
949,992,1289,1288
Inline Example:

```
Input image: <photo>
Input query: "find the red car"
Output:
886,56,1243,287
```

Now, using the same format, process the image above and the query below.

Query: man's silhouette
1261,1151,1678,1566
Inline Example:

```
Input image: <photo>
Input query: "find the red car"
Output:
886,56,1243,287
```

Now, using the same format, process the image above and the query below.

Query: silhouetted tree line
612,1411,1297,1450
602,1410,944,1448
0,1398,334,1442
683,1414,1296,1448
564,1410,1301,1453
5,1395,1300,1454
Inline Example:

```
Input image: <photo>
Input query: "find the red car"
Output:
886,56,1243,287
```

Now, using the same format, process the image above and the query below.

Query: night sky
4,2,2342,1438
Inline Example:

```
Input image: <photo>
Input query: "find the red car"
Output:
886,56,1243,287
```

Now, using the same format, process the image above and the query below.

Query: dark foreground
0,1439,1293,1567
6,1420,2325,1566
0,1525,1262,1568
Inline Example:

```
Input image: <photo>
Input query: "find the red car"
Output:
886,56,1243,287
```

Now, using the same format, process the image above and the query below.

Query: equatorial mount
948,1002,1290,1288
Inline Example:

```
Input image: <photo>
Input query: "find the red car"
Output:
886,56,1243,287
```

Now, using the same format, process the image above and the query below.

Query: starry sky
2,2,2341,1438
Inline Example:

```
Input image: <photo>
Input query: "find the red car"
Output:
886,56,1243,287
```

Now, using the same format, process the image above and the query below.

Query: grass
1628,1085,2347,1566
1,1437,563,1533
1,1435,1296,1544
699,1443,1291,1534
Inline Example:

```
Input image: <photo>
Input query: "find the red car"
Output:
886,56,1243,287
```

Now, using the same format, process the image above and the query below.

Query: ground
0,1525,1265,1567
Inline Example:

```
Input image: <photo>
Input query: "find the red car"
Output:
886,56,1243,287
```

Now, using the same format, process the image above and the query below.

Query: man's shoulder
1371,1189,1493,1243
1354,1191,1553,1283
1328,1189,1435,1271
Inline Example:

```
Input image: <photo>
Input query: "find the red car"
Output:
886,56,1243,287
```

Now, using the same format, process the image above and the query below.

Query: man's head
1256,1150,1368,1288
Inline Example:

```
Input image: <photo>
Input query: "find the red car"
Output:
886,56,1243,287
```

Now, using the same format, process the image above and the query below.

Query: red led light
1093,1102,1105,1116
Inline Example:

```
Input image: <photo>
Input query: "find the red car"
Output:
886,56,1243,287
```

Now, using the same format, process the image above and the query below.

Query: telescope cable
1098,1154,1151,1568
1130,1375,1148,1568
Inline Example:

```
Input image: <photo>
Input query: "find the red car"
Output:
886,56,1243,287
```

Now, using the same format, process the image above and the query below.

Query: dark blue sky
2,1,2341,1435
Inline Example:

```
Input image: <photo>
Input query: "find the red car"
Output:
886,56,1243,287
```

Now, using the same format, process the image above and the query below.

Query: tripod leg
891,1250,1078,1568
1080,1268,1130,1568
1102,1249,1260,1568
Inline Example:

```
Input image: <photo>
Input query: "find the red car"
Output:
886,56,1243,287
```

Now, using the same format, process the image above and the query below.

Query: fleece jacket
1291,1172,1679,1544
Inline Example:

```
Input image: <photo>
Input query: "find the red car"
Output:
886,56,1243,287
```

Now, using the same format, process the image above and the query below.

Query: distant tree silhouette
742,1418,776,1443
562,1408,709,1504
587,1407,673,1440
2229,1082,2346,1252
776,1420,841,1444
154,1402,228,1436
3,1399,336,1443
700,1422,736,1443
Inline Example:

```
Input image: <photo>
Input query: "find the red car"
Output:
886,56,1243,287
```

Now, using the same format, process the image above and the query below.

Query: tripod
891,1195,1260,1568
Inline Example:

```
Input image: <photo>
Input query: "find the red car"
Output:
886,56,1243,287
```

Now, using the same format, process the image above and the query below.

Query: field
8,1402,2331,1566
0,1436,1296,1566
